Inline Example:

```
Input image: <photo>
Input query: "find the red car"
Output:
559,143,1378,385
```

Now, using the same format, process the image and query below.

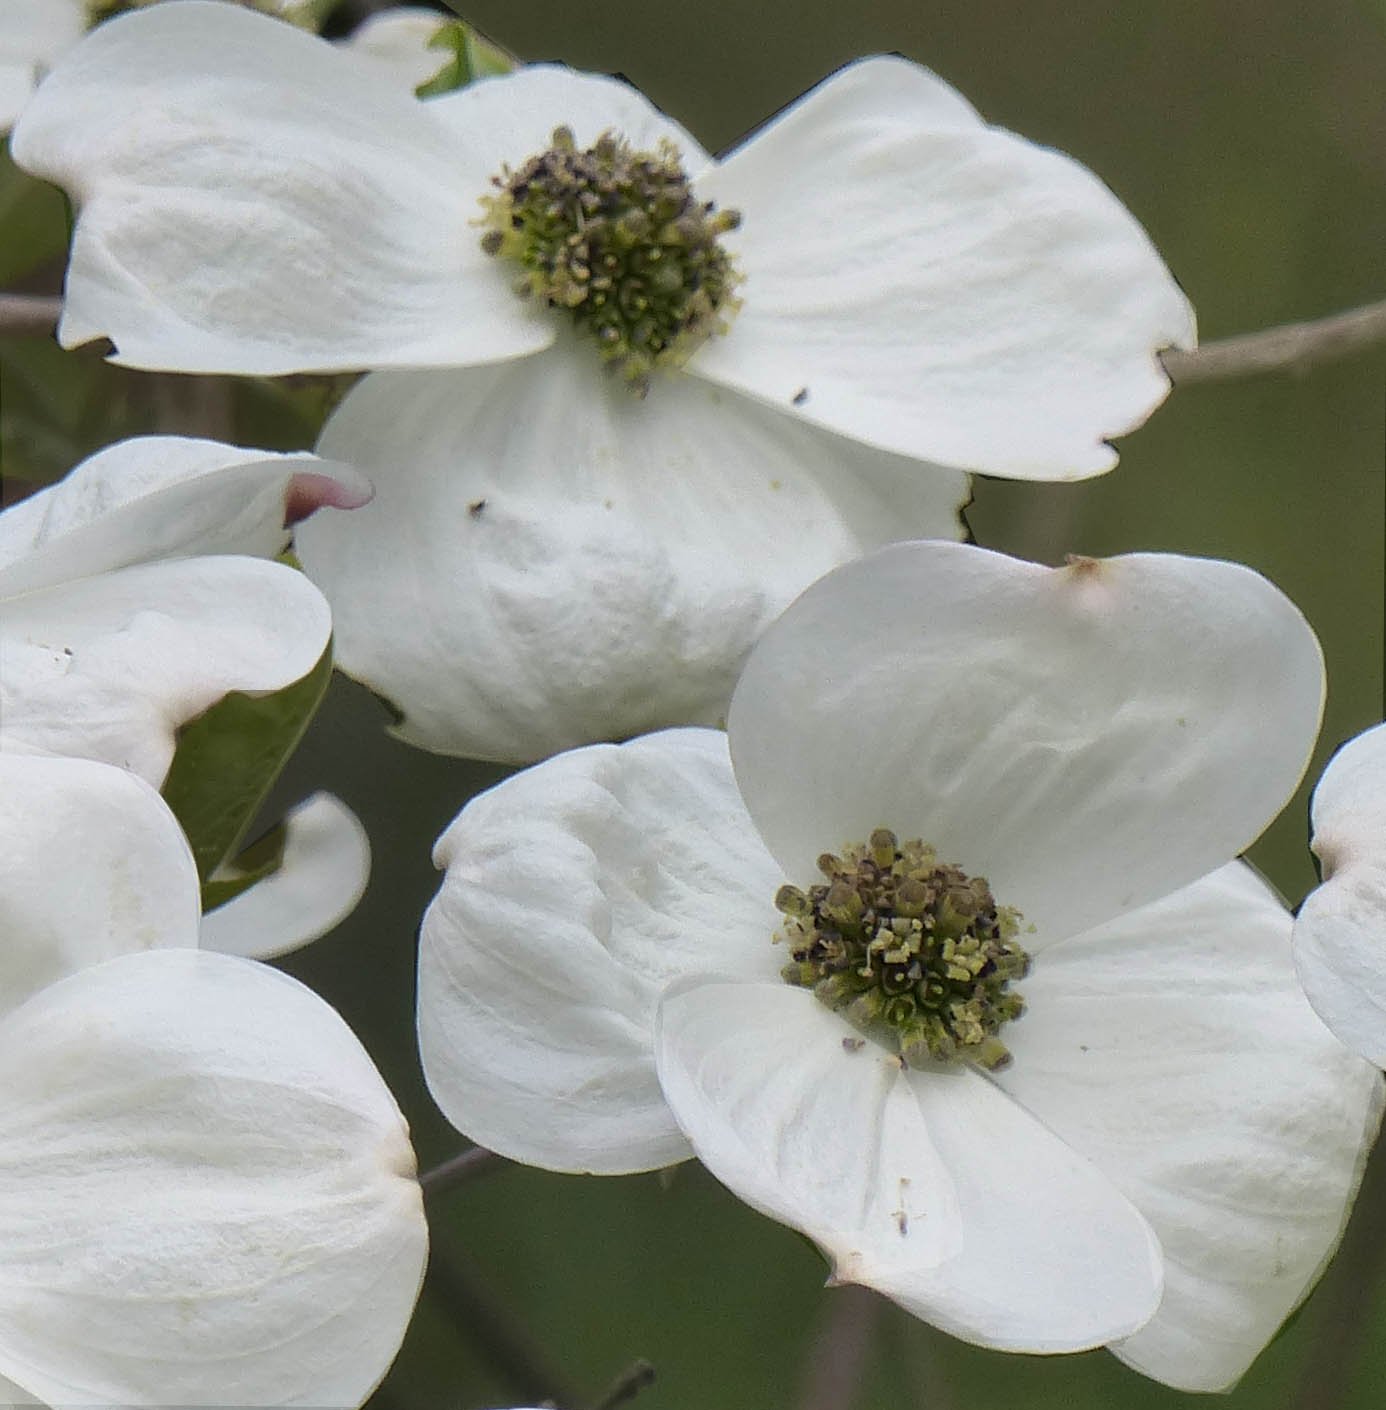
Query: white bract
0,0,322,132
14,2,1195,761
418,540,1381,1390
1293,721,1386,1067
0,434,370,954
340,6,457,91
0,433,361,778
0,751,426,1406
199,790,372,959
0,0,82,133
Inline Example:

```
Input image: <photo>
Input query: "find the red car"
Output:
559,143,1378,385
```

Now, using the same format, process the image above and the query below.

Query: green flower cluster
777,829,1030,1070
480,126,741,395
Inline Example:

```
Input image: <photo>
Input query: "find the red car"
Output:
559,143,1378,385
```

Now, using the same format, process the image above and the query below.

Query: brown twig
591,1359,656,1410
418,1143,509,1199
1292,1135,1386,1410
150,374,236,440
7,284,1384,387
1164,296,1386,384
0,293,63,338
424,1244,581,1407
792,1284,883,1410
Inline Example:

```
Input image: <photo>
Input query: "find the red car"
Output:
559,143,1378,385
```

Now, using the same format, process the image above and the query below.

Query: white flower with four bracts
417,540,1381,1391
1293,721,1386,1067
0,434,371,956
13,0,1195,761
0,751,425,1407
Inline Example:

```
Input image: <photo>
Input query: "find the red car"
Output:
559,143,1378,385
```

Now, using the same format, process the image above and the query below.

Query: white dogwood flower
1293,721,1386,1066
13,0,1193,470
418,541,1380,1390
0,750,426,1406
0,434,370,954
14,2,1195,760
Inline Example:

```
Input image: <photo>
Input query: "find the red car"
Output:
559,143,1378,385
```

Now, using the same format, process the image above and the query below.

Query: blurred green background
2,0,1385,1406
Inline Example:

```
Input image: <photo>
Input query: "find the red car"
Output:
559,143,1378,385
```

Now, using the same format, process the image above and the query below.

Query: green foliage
201,818,290,912
0,338,150,488
416,17,516,96
0,146,67,286
160,643,333,909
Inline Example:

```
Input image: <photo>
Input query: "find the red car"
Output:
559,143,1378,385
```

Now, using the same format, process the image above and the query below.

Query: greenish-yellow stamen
777,829,1030,1070
479,126,742,396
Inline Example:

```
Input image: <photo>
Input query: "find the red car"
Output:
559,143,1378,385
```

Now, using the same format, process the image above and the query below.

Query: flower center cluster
776,830,1030,1071
479,127,742,396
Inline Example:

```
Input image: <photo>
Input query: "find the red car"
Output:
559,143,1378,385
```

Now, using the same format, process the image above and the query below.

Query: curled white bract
0,434,362,780
0,435,372,954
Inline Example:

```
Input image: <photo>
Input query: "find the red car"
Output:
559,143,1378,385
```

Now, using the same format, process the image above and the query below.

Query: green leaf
0,338,149,489
292,0,346,29
0,143,69,286
415,18,517,98
160,642,333,904
201,818,289,912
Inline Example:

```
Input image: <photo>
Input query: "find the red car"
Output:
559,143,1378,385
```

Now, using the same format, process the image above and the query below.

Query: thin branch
885,1307,956,1410
424,1244,581,1408
0,293,62,338
591,1359,655,1410
418,1143,508,1199
1292,1143,1386,1410
1164,296,1386,384
150,374,235,440
8,282,1383,385
793,1284,883,1410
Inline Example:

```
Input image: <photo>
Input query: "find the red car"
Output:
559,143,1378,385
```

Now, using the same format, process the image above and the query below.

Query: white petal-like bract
424,61,710,166
420,729,781,1172
339,7,454,92
997,862,1382,1389
0,435,367,599
1294,721,1386,1066
0,554,331,784
729,542,1323,942
0,0,83,131
297,358,965,762
200,792,372,960
12,1,549,373
691,57,1194,478
655,976,1163,1351
0,754,197,1019
0,949,425,1407
0,754,425,1404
